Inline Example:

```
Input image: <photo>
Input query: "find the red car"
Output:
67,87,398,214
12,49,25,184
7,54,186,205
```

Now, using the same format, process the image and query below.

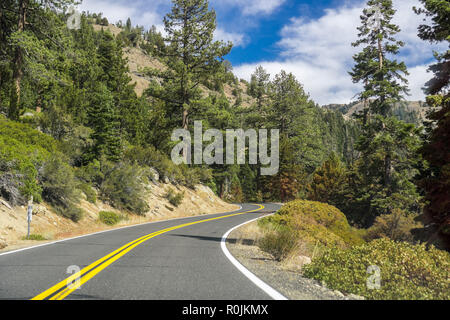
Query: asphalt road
0,203,281,300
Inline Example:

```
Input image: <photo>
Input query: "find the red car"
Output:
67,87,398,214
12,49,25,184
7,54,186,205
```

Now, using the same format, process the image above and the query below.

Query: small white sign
27,205,33,222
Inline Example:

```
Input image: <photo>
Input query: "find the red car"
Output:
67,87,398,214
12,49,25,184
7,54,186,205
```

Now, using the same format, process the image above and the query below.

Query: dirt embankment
0,182,238,253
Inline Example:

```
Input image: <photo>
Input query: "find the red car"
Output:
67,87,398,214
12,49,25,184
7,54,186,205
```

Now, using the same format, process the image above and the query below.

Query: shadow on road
169,234,256,246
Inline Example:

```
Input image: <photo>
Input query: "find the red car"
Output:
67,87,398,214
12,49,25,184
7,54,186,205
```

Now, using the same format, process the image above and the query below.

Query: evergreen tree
347,0,422,227
126,17,132,32
307,153,349,209
6,0,76,120
354,116,423,226
349,0,409,117
268,70,326,171
414,0,450,250
267,135,306,202
87,84,122,162
248,65,270,110
146,0,232,133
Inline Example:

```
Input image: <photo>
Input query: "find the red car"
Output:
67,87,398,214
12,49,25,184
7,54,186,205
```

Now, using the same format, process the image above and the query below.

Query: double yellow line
32,204,264,300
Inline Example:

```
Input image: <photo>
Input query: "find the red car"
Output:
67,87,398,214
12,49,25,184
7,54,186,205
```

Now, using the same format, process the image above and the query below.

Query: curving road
0,203,281,300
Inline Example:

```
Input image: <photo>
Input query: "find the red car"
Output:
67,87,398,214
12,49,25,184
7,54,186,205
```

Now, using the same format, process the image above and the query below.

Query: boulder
296,255,312,267
333,290,345,298
347,293,365,300
149,168,159,183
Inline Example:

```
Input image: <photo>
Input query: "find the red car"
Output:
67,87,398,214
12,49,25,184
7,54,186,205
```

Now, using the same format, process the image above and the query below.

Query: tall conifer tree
146,0,232,132
415,0,450,249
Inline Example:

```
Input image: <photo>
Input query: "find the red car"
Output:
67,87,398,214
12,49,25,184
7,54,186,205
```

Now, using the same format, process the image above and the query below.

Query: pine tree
249,65,270,110
87,84,122,162
307,153,349,209
6,0,76,120
145,0,232,133
268,135,306,202
268,71,326,171
349,0,409,117
414,0,450,250
354,115,423,226
348,1,423,227
126,17,132,32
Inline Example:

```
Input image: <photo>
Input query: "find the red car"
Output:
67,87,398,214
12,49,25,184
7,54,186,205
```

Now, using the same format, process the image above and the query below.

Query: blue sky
78,0,445,105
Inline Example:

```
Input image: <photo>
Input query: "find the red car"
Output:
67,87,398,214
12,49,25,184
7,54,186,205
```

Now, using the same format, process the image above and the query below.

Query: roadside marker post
27,196,33,239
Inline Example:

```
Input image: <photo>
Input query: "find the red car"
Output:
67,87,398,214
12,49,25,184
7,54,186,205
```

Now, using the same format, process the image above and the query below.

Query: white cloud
214,28,247,47
78,0,138,25
234,0,444,105
407,65,433,101
213,0,286,15
78,0,245,46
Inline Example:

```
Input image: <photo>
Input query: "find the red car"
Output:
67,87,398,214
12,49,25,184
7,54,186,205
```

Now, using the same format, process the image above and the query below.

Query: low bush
0,118,58,203
258,227,298,261
22,234,46,240
258,200,364,259
99,211,122,225
78,183,97,204
40,154,82,221
165,188,184,207
365,209,422,242
54,204,84,222
100,161,149,215
303,238,450,300
74,159,104,187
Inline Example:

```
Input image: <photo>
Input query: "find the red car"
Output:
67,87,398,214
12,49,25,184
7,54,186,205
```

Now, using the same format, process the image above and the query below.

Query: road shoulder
226,221,361,300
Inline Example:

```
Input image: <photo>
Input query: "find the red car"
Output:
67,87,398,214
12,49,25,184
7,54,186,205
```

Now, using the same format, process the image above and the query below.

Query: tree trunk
9,0,27,120
377,37,383,70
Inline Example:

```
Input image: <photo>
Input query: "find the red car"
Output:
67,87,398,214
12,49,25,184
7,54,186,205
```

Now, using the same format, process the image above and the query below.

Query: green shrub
41,154,82,218
124,146,213,188
260,200,364,250
0,118,58,202
22,234,46,240
258,227,298,261
303,238,450,300
54,204,84,222
100,162,149,215
74,159,104,187
99,211,121,225
165,188,184,207
123,145,181,181
78,183,97,204
365,209,422,242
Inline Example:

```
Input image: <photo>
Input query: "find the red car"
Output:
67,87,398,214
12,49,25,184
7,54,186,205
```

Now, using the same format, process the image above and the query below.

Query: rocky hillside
323,100,431,125
93,23,256,106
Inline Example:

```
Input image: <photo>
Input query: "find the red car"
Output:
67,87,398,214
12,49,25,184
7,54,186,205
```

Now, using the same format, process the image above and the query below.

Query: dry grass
231,221,266,246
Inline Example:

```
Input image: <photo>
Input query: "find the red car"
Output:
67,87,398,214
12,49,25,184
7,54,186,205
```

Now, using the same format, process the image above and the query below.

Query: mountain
322,100,431,125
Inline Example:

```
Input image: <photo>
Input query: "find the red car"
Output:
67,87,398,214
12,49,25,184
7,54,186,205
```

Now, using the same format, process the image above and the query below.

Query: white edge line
0,204,245,257
221,214,289,301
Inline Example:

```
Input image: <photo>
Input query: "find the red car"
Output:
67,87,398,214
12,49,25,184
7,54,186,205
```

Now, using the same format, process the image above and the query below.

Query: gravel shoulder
226,222,363,300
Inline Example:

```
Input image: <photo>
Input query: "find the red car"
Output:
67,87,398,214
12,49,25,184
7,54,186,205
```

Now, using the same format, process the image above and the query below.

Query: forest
0,0,448,260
